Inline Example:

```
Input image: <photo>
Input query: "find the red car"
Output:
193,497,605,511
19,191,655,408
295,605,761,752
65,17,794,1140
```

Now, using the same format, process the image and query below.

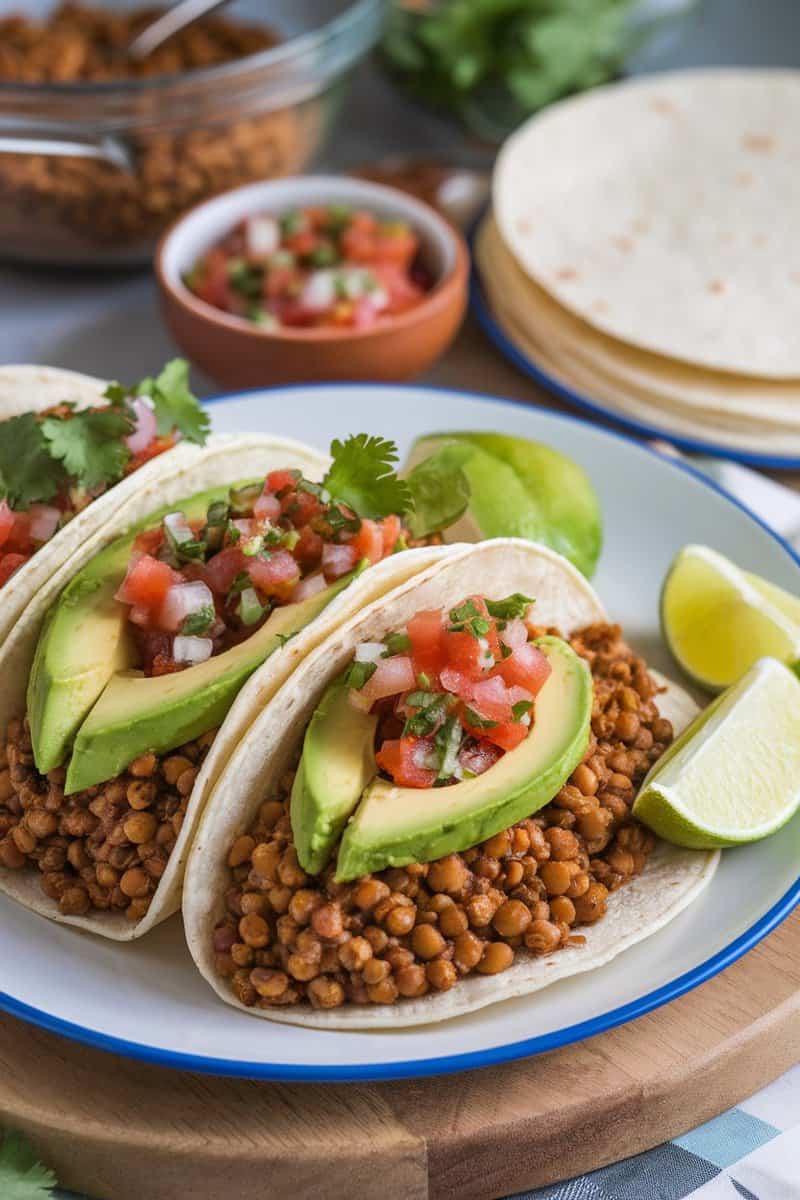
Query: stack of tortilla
477,69,800,459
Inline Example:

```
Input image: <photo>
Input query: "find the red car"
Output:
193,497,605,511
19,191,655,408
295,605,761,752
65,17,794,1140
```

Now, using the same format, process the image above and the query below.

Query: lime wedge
660,544,800,691
406,432,603,578
633,656,800,848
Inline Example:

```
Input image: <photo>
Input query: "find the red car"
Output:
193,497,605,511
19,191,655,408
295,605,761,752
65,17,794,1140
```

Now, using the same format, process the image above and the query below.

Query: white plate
2,384,799,1081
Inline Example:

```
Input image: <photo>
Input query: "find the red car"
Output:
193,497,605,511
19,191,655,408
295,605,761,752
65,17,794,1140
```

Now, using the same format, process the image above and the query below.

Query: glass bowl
0,0,385,266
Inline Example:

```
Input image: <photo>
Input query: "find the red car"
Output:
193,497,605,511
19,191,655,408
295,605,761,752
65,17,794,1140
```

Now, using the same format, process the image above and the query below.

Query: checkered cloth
515,1064,800,1200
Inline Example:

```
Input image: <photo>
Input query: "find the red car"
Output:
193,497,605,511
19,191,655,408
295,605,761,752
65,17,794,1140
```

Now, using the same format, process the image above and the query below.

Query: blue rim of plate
1,380,799,1083
470,238,800,472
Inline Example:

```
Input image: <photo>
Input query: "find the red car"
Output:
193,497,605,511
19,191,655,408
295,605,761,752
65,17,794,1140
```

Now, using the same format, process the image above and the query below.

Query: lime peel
633,656,800,849
660,544,800,692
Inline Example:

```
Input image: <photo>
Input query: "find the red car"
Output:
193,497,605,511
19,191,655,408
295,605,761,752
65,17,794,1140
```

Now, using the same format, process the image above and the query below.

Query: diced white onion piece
340,268,377,300
369,285,390,312
172,636,213,665
501,618,528,650
478,636,494,671
355,642,386,664
412,742,439,771
164,511,194,544
125,397,157,454
254,491,281,521
289,571,327,603
159,581,214,632
321,542,357,580
246,215,279,259
232,518,255,537
301,270,337,312
27,504,61,542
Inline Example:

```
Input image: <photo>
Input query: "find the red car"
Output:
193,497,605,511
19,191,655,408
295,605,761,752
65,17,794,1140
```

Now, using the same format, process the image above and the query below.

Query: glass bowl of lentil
0,0,386,266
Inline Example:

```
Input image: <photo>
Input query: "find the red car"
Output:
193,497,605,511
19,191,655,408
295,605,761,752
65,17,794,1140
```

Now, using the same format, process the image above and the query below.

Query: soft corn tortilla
0,364,231,648
0,431,458,940
476,217,800,431
182,539,717,1029
495,69,800,378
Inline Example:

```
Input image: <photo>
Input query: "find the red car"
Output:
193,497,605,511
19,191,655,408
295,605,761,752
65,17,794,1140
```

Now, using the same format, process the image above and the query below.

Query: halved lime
633,656,800,848
660,544,800,691
406,432,603,578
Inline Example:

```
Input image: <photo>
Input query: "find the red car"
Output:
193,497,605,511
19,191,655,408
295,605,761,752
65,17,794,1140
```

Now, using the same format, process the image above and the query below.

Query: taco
0,430,466,939
184,539,718,1028
0,360,213,647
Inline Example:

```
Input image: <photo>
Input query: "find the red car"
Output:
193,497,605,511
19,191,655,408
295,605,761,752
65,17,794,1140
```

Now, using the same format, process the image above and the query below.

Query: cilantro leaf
449,599,480,624
486,594,535,620
41,406,133,492
405,445,471,537
136,359,209,445
0,413,63,508
0,1128,57,1199
464,705,498,730
323,434,413,520
512,699,532,721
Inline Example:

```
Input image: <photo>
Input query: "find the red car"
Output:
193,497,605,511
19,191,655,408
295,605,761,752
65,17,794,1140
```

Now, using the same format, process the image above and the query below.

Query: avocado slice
29,482,240,775
333,637,592,881
64,573,356,795
291,679,379,875
406,433,603,578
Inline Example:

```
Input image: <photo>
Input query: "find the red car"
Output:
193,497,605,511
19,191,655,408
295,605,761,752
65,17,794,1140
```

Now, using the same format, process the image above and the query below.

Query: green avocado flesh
29,482,241,776
291,679,379,875
406,433,603,578
65,575,354,795
292,636,592,881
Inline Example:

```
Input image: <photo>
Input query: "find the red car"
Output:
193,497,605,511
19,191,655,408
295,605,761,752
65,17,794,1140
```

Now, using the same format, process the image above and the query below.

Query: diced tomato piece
246,549,300,598
407,609,445,679
132,526,164,557
0,552,28,586
5,510,31,553
376,736,436,789
374,227,419,269
116,554,179,608
294,525,324,567
266,469,299,495
340,228,376,263
493,642,552,694
439,666,474,702
203,546,247,595
485,722,528,752
0,501,14,549
193,247,236,311
459,740,502,777
470,676,513,724
285,230,317,257
444,629,484,678
128,433,176,472
281,488,322,525
351,518,383,565
380,514,402,556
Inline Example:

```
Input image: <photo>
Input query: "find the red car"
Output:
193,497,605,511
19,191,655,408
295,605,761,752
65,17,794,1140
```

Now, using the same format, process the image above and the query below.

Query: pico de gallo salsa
346,594,552,788
116,465,414,677
184,205,432,331
0,359,208,589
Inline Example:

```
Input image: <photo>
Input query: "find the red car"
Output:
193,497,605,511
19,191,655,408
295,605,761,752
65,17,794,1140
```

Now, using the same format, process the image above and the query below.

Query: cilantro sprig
323,434,413,521
0,358,207,511
486,594,534,620
0,1128,57,1199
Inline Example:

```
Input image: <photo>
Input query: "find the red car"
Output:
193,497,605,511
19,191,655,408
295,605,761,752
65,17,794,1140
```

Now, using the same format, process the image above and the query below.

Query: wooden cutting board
1,907,798,1200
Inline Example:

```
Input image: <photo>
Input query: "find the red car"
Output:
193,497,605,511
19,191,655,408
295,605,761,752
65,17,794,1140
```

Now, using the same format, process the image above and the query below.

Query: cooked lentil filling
0,726,216,921
212,623,674,1010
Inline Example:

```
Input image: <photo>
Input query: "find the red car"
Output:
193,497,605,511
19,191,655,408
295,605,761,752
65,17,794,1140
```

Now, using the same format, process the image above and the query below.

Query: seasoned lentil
212,624,673,1010
0,720,215,921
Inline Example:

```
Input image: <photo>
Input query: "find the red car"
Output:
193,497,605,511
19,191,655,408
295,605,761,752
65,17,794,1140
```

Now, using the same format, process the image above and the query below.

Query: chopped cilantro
449,599,480,624
500,642,513,659
486,594,535,620
383,632,411,656
41,405,133,492
135,358,209,445
464,706,498,730
0,413,62,508
181,605,215,635
512,700,533,721
323,434,413,520
0,1127,58,1198
449,615,491,639
416,671,432,690
343,660,378,690
276,631,297,647
226,571,251,600
226,521,242,545
228,481,262,514
279,208,306,237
